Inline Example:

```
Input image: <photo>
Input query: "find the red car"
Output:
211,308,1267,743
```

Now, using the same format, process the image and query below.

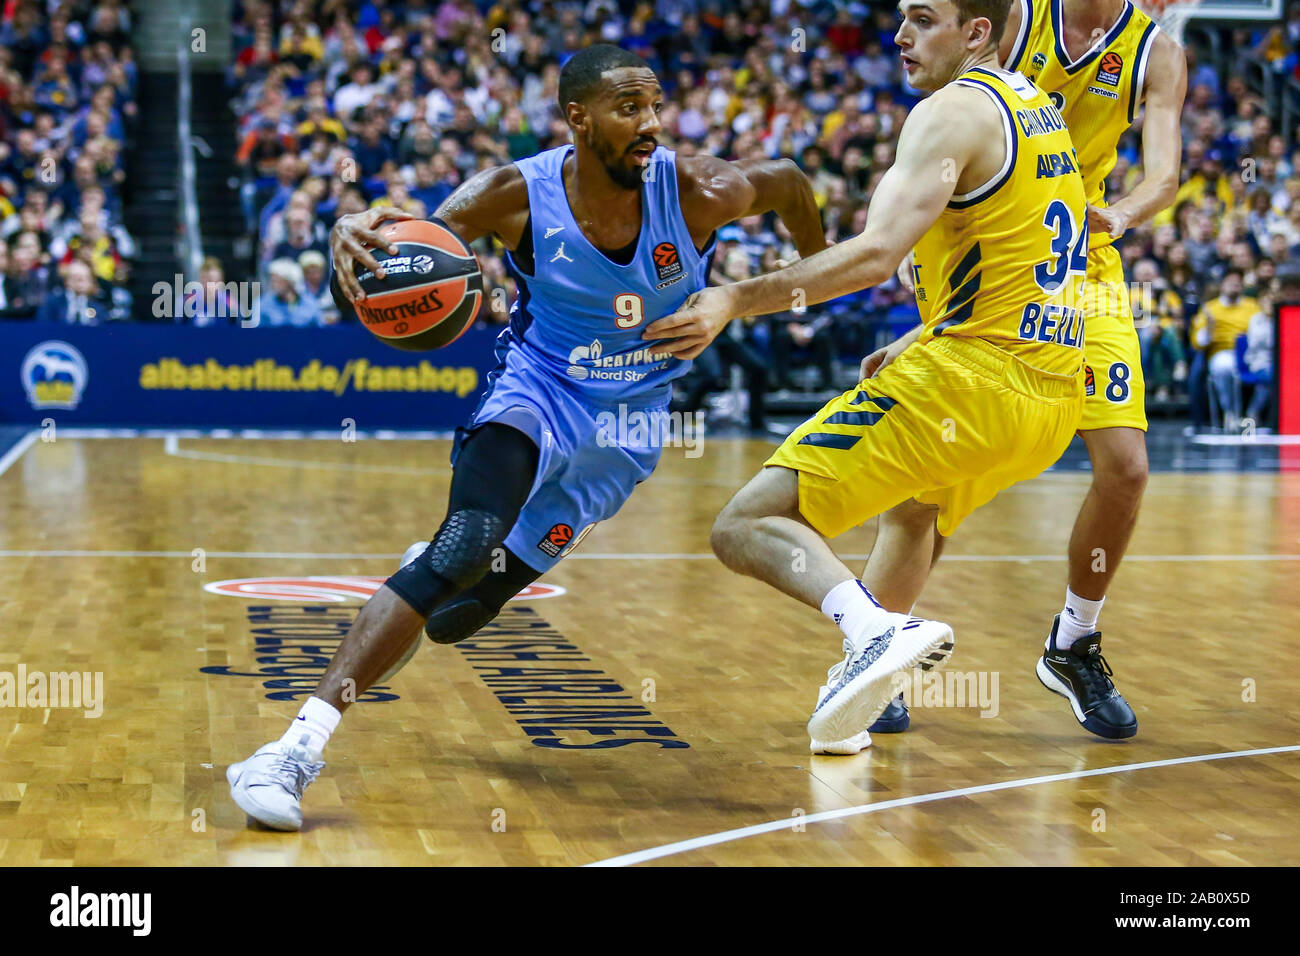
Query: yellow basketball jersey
1006,0,1160,247
912,67,1089,377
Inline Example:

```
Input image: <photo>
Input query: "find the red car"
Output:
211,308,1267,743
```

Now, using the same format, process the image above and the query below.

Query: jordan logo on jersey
550,242,573,264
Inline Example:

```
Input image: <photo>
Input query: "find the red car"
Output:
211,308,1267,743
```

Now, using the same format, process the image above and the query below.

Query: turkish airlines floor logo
204,576,565,602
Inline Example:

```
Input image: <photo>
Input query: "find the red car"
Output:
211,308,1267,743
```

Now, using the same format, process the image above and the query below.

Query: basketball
346,218,483,351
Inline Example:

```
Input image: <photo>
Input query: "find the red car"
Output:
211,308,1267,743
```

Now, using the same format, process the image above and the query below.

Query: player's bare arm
676,155,828,260
646,85,1001,359
330,165,529,302
1090,32,1186,237
732,157,829,258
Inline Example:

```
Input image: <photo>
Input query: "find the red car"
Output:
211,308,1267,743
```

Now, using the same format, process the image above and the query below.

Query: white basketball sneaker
807,613,954,747
376,541,431,683
810,680,872,754
227,739,325,831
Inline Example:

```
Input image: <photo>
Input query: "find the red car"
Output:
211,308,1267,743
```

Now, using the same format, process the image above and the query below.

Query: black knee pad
424,595,498,645
426,509,506,587
386,509,506,616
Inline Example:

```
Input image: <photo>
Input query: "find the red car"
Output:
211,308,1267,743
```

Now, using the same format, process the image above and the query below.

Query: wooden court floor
1,433,1298,866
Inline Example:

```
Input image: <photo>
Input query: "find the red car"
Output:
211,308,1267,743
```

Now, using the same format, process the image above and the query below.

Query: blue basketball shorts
452,346,668,572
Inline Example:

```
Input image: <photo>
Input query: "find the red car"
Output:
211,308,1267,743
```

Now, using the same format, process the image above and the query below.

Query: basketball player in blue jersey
227,44,829,830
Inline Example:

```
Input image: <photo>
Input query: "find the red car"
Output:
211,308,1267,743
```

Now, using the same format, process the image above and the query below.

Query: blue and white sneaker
811,679,872,754
376,541,430,683
228,739,325,831
807,613,953,747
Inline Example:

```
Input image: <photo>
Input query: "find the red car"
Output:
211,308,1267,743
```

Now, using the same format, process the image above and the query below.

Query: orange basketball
345,218,483,351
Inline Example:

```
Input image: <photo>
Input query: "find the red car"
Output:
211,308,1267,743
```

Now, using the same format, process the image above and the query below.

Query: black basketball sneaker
1036,616,1137,739
869,695,910,733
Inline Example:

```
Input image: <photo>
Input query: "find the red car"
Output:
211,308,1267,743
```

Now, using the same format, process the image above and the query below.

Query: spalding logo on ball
339,217,483,351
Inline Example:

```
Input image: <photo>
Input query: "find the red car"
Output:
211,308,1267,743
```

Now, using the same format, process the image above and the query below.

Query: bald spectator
36,259,114,325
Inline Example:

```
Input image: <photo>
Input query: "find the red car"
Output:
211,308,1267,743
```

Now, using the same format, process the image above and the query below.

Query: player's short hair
558,44,651,113
1221,266,1245,283
954,0,1012,49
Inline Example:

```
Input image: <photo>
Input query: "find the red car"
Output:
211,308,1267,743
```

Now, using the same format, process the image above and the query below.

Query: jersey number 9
614,293,645,329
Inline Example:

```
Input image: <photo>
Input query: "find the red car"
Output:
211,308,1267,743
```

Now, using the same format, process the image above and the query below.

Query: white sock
821,579,889,647
1053,588,1105,649
280,696,340,755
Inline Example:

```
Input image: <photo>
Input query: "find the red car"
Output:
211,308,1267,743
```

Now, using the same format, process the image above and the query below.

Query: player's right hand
896,250,915,294
859,335,910,381
329,206,413,302
860,345,891,381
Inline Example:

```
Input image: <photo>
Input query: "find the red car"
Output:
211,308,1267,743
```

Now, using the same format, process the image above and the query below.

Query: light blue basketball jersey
500,144,714,404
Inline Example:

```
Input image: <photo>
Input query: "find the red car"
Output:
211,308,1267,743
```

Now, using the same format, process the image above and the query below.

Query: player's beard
589,128,647,191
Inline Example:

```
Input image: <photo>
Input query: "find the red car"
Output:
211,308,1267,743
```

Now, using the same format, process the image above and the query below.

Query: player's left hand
643,286,737,360
1087,204,1131,238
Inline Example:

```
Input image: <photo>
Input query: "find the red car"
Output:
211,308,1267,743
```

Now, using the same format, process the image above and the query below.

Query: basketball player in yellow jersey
997,0,1186,738
648,0,1090,749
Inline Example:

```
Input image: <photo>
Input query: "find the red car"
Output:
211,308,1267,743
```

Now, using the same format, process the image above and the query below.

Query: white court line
0,430,37,478
0,550,1298,562
1192,433,1300,446
0,550,401,559
163,434,451,474
62,428,454,440
586,743,1300,867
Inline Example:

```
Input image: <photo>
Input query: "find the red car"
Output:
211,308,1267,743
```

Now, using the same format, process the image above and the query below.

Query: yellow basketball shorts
765,336,1084,539
1080,243,1147,431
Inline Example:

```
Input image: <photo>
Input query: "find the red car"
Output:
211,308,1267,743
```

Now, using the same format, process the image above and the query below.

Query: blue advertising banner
0,321,502,429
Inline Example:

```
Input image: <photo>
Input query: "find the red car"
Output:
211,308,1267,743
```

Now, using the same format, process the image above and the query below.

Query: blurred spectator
261,257,321,327
182,256,240,326
53,208,122,282
269,203,329,265
2,232,53,318
1189,269,1258,431
36,258,115,325
1243,292,1274,425
298,249,339,324
1132,258,1186,402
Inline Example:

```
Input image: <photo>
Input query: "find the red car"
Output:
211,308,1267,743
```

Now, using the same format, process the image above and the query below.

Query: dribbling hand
330,206,414,302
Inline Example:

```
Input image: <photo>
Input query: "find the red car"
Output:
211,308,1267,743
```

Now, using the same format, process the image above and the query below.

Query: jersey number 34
1035,199,1089,295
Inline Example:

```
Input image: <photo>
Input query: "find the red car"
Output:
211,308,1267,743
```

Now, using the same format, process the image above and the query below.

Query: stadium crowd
0,0,138,323
2,0,1295,431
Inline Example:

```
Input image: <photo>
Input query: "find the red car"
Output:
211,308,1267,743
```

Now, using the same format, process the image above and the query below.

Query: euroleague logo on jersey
1096,51,1123,88
537,523,574,558
653,241,683,282
203,576,566,602
537,521,596,559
